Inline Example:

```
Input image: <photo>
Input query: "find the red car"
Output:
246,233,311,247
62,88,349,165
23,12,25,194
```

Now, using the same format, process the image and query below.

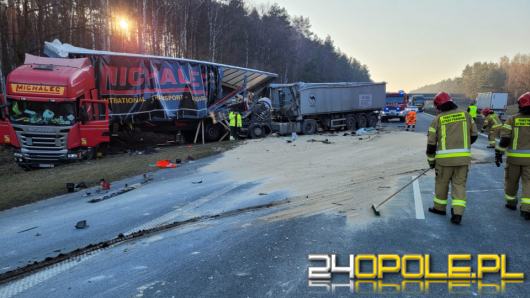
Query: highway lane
1,113,529,297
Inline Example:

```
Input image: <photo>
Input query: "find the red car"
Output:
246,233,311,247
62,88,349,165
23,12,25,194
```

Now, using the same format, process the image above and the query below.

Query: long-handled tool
371,168,431,216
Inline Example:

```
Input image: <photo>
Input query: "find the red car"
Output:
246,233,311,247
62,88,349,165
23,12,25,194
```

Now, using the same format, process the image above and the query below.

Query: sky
251,0,530,91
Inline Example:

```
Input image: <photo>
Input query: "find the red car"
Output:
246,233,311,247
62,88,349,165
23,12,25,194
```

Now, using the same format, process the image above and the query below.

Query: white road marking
412,176,425,220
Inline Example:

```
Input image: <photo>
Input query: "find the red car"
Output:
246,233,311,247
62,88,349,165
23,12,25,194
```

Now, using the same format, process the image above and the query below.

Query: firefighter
481,108,502,148
426,92,478,225
228,110,242,140
496,92,530,220
405,109,417,131
467,100,478,122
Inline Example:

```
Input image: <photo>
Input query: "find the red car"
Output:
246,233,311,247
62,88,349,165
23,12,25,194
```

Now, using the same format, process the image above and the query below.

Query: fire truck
0,40,277,168
380,91,409,122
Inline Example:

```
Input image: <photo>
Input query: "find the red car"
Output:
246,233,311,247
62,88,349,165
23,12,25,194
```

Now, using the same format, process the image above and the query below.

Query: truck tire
302,119,318,135
381,116,388,123
346,115,357,131
368,114,379,127
399,117,405,123
204,122,225,142
356,114,368,128
249,124,265,139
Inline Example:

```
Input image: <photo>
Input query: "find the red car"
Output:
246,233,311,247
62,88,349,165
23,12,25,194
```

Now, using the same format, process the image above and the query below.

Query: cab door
79,99,110,147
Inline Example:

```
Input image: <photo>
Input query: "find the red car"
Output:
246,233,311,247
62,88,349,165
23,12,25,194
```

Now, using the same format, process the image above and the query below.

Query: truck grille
14,125,69,161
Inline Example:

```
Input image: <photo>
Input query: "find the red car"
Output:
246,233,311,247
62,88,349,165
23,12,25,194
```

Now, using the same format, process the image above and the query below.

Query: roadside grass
0,142,236,211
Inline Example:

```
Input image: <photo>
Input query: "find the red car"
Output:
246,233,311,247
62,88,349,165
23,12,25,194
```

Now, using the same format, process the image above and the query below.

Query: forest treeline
413,54,530,103
0,0,371,83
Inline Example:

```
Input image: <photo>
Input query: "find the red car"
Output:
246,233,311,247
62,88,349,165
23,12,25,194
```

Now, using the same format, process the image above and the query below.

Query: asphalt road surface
1,113,529,297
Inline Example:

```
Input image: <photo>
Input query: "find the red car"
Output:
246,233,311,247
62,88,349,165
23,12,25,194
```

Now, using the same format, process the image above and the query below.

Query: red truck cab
0,54,109,168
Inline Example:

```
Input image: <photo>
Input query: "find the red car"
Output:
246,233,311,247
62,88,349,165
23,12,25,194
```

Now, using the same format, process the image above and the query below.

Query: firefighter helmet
481,108,492,116
433,92,453,108
518,92,530,109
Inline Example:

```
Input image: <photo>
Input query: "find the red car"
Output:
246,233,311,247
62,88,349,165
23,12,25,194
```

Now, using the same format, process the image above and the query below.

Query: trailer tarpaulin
94,55,211,121
43,40,278,120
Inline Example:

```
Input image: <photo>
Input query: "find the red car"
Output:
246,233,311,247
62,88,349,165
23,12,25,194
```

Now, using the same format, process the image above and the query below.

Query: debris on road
154,160,177,169
75,220,88,229
88,183,143,203
66,182,88,193
192,180,203,184
307,139,334,144
17,226,38,234
356,127,377,136
100,179,111,191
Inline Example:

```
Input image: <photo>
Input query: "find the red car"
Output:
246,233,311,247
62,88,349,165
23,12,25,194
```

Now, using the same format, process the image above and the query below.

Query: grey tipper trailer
269,82,386,135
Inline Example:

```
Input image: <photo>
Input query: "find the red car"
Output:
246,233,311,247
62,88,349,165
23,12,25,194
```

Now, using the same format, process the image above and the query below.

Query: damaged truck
0,40,277,168
269,82,386,135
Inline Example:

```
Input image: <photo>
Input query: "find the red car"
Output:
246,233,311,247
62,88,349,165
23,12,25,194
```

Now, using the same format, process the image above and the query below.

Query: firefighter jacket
499,113,530,166
427,110,478,166
468,104,478,119
229,111,242,128
483,113,502,131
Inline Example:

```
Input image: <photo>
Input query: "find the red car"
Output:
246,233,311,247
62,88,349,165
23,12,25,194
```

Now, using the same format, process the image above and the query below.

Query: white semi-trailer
269,82,386,135
476,92,508,112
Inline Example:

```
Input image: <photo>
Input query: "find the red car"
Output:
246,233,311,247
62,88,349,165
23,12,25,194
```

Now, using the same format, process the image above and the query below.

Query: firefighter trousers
433,164,469,215
504,163,530,212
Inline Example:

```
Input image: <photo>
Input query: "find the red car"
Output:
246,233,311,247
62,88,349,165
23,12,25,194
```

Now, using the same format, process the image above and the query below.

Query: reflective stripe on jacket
500,114,530,165
427,110,478,166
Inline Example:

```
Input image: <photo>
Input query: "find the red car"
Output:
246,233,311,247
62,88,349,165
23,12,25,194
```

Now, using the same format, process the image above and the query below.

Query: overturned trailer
269,82,386,135
0,40,277,168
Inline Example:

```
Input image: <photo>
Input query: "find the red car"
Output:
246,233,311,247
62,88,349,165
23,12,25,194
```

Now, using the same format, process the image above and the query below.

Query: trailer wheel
302,119,318,135
368,114,379,127
356,114,368,128
346,115,357,131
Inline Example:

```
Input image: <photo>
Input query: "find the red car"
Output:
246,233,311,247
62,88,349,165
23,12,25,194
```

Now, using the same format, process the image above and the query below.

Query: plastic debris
356,127,377,136
155,160,177,168
75,220,88,229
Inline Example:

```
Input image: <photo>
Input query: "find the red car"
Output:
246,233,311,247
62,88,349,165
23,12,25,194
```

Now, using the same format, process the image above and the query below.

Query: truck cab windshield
8,99,76,126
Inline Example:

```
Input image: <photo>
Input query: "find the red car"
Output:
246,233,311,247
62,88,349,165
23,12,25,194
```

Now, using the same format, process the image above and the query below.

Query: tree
0,0,372,85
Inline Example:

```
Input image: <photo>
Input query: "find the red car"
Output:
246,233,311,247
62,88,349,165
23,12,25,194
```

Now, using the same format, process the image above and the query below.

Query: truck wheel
346,115,357,131
356,114,368,128
399,117,405,123
302,119,318,135
204,122,225,142
249,124,265,139
368,114,379,127
381,116,388,123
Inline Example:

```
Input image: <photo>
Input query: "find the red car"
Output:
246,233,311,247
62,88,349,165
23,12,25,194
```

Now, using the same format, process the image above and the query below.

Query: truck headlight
68,153,78,159
14,152,23,158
